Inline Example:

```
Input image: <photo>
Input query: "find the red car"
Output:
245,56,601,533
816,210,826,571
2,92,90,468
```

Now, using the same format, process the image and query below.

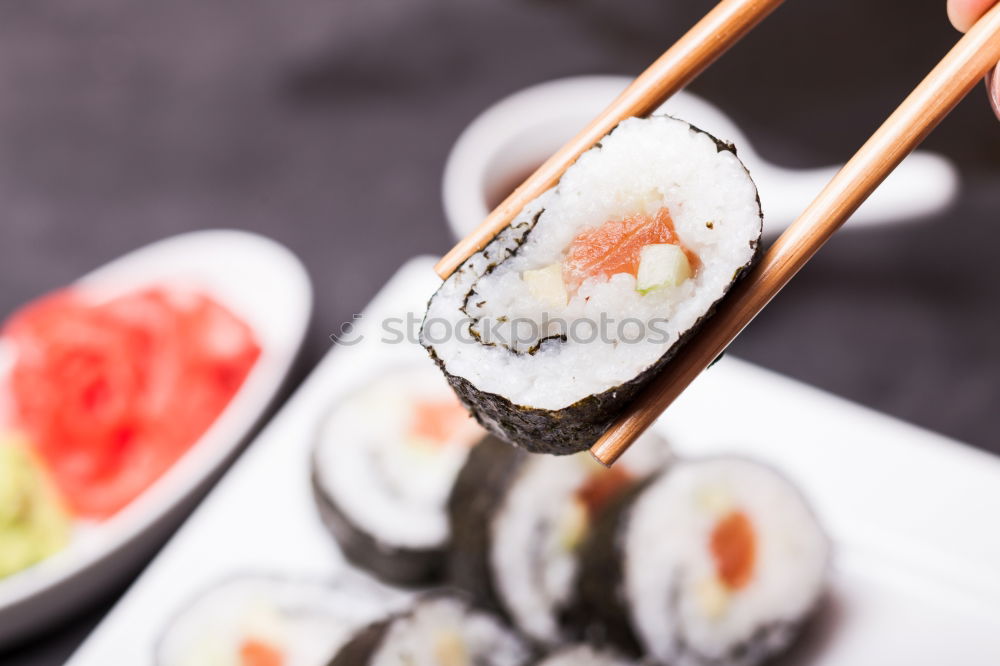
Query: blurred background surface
0,0,996,662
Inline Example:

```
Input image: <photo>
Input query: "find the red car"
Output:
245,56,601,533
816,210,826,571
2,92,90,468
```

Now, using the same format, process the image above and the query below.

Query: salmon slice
410,398,474,445
562,207,697,291
576,465,633,518
710,510,756,590
240,639,284,666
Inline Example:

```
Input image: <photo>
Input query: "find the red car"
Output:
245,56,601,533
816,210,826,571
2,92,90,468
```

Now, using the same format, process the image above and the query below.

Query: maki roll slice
575,457,830,666
330,593,532,666
156,571,408,666
448,432,669,646
312,366,483,586
422,115,762,454
534,644,637,666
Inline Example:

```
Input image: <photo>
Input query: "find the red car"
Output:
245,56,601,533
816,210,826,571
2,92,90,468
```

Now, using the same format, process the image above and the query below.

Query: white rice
370,596,530,666
425,115,760,410
537,645,637,666
622,458,829,665
490,454,593,644
314,366,482,549
157,572,409,666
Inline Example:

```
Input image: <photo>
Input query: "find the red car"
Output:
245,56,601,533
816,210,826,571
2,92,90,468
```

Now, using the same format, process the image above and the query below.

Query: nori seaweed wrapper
567,478,653,656
310,412,449,588
327,620,388,666
446,434,528,613
422,117,762,456
310,466,445,586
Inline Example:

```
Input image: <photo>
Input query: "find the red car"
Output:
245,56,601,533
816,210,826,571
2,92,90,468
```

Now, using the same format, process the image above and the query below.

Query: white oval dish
442,75,959,241
0,229,312,647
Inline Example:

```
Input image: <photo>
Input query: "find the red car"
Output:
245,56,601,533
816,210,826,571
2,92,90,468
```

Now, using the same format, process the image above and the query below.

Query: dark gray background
1,0,997,663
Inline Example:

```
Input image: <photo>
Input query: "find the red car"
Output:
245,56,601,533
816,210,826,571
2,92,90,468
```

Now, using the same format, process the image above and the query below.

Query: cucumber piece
636,244,692,293
523,263,568,308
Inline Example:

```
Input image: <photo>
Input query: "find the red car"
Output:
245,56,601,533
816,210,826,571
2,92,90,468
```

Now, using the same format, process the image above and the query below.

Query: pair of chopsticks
435,0,1000,466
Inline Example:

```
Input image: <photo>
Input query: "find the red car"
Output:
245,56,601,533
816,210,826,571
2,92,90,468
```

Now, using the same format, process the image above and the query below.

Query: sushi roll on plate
448,431,669,646
534,644,637,666
576,457,830,666
156,571,409,666
422,114,762,454
330,593,532,666
312,365,484,585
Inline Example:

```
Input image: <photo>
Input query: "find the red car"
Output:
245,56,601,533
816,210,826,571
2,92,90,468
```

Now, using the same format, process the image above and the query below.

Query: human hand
948,0,1000,118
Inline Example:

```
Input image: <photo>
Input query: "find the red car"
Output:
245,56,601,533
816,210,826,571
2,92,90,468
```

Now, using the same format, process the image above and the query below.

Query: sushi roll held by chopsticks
426,0,1000,464
422,116,762,455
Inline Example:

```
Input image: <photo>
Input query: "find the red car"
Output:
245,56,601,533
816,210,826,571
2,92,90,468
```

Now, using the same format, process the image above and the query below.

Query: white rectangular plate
68,256,1000,665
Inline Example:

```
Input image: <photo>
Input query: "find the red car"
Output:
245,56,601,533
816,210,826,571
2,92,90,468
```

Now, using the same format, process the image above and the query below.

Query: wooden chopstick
433,0,785,280
590,3,1000,466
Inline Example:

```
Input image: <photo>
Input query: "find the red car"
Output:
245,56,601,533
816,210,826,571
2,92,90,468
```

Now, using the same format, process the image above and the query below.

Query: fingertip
948,0,973,31
947,0,996,32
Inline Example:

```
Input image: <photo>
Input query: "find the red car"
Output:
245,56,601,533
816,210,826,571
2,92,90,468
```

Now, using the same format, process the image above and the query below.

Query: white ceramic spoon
0,229,312,647
443,76,959,240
